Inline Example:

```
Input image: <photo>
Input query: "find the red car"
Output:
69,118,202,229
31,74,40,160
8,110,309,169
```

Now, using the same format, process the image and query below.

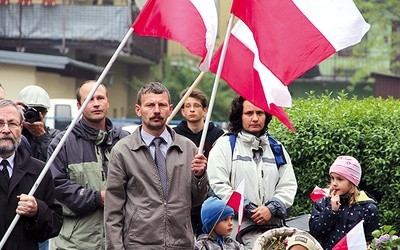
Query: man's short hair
76,80,108,104
0,99,25,123
179,88,208,108
137,82,171,105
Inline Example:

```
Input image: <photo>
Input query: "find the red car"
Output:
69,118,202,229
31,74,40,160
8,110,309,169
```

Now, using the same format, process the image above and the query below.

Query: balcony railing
0,3,161,63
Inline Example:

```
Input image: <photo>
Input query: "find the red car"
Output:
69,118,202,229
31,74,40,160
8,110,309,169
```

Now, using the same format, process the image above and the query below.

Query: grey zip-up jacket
195,234,244,250
105,126,209,250
48,118,129,249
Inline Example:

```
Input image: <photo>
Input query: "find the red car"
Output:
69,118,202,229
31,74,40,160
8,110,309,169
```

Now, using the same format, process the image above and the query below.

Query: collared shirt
140,127,172,159
0,153,15,177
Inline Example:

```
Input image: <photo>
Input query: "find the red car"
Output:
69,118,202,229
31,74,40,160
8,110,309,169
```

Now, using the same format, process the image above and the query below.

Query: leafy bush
370,225,400,249
269,91,400,232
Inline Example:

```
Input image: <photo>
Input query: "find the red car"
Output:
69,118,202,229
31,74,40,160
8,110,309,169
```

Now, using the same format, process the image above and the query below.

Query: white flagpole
166,71,206,125
0,27,134,249
197,14,235,155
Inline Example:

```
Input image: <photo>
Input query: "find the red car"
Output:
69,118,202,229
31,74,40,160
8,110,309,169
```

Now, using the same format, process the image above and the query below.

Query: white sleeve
207,136,234,201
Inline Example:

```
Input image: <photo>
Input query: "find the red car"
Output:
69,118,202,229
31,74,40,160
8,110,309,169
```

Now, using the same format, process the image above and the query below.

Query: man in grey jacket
48,81,129,249
105,82,209,250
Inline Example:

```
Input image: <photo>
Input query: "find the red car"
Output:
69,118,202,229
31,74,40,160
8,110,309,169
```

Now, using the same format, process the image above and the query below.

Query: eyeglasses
0,121,21,129
183,103,203,109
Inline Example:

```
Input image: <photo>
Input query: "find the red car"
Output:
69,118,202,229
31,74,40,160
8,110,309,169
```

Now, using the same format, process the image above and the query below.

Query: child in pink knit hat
309,156,379,250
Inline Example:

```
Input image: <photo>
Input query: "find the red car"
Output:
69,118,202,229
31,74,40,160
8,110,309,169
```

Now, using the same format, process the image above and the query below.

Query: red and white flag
132,0,218,72
310,185,329,202
210,20,294,131
211,20,292,108
227,179,245,232
332,220,367,250
230,0,370,85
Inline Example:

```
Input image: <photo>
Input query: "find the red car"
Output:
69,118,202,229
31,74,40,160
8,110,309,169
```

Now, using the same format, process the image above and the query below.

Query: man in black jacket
173,88,224,158
0,99,63,249
173,88,224,237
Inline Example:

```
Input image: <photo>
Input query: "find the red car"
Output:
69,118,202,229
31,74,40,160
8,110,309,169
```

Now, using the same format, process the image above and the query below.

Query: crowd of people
0,82,379,250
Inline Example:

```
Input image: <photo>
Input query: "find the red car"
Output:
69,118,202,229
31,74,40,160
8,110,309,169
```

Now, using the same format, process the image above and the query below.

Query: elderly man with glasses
0,99,63,249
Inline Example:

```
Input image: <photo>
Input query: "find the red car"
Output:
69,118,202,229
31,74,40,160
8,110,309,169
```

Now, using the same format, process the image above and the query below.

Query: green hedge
269,91,400,232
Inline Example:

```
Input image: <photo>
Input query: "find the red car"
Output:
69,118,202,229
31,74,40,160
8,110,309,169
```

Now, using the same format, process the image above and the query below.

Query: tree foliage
352,0,400,77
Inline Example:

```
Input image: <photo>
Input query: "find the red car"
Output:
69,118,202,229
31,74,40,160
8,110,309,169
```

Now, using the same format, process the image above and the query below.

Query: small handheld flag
227,179,245,233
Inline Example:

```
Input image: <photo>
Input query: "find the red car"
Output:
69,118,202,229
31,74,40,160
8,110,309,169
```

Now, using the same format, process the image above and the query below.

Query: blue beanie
201,197,234,234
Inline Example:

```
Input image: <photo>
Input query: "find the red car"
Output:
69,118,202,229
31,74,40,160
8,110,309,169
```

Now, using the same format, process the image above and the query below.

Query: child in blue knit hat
195,197,244,250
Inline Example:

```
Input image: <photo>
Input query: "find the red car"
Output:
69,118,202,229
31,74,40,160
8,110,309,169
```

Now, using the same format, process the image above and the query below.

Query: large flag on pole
210,20,292,108
230,0,370,85
332,220,367,250
227,179,245,233
209,22,295,131
132,0,218,72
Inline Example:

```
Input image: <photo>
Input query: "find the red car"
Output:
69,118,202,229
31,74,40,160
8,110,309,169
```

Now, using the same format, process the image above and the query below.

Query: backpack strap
228,133,236,157
227,133,237,182
268,135,287,167
228,133,287,167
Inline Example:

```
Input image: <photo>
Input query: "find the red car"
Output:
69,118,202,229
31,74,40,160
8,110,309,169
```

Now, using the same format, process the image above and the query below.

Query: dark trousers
191,205,203,238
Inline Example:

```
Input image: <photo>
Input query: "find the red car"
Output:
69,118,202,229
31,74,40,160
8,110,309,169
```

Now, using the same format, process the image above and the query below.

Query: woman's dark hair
228,96,272,135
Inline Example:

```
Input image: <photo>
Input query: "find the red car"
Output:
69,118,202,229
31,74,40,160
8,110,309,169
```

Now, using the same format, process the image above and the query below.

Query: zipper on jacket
163,202,167,249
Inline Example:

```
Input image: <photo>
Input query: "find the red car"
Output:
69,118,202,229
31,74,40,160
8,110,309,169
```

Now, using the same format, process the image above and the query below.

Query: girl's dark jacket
309,190,379,250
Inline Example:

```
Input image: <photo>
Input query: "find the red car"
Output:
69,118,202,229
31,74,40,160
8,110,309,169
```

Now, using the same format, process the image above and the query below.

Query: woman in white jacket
207,96,298,249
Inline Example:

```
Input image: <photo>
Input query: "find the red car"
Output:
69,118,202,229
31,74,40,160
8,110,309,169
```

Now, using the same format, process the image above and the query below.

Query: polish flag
332,220,367,250
132,0,218,72
227,179,245,232
210,20,294,131
310,186,329,202
230,0,370,85
211,20,292,108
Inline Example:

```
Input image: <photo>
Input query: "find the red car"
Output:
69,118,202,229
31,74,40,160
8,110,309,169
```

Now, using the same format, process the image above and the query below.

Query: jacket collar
176,120,216,135
237,131,269,150
131,125,184,152
73,118,119,145
356,190,376,203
